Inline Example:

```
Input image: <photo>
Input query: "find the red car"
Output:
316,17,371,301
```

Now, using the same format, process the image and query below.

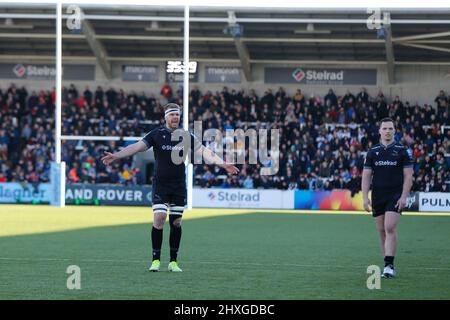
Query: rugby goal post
52,3,193,208
51,1,65,207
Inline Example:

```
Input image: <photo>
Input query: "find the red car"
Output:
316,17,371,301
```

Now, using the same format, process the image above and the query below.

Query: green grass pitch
0,205,449,300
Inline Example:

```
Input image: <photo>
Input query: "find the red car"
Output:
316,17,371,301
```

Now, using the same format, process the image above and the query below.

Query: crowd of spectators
0,85,54,187
0,83,449,193
188,86,450,192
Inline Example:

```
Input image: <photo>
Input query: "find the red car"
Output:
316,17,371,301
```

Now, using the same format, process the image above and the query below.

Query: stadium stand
0,83,449,192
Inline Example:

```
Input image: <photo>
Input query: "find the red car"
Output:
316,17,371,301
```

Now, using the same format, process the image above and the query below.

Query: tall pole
52,0,65,207
56,1,62,164
183,5,193,210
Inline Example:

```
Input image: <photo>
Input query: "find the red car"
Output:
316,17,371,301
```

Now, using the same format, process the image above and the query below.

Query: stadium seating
0,83,449,192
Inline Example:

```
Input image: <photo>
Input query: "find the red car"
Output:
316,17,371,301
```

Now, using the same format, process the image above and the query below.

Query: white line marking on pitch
1,257,449,271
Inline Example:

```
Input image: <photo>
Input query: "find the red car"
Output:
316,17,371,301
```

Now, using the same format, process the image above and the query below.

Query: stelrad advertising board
192,188,293,209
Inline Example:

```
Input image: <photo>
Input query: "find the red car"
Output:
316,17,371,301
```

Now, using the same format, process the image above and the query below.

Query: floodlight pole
183,5,193,210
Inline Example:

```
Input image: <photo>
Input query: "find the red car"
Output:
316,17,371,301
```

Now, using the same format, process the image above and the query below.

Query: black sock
152,227,163,261
169,225,182,262
384,256,395,267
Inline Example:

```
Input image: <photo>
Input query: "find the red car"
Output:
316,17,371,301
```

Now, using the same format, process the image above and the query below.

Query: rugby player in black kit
362,118,414,278
101,103,239,272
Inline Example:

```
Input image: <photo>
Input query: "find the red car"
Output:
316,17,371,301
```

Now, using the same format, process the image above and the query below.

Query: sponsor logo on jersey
374,160,397,166
161,145,184,151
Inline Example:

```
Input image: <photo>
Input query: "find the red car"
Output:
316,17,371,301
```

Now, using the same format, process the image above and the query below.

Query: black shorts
152,180,186,207
371,191,403,217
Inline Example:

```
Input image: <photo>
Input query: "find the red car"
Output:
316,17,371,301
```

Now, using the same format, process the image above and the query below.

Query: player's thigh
169,195,185,216
152,195,170,227
385,192,403,215
371,192,387,218
166,195,184,227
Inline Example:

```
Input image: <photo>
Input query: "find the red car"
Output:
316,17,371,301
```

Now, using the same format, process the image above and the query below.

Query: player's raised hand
101,151,119,166
223,163,239,175
363,198,371,212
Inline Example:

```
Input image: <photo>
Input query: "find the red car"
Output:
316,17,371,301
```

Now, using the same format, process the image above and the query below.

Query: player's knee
375,223,385,234
385,225,396,234
169,215,182,228
153,213,167,229
153,219,166,229
173,218,182,228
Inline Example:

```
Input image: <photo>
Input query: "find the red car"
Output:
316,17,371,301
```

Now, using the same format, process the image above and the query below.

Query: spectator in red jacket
160,83,173,99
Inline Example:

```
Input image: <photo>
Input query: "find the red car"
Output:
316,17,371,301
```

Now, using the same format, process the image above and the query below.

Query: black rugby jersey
141,126,202,183
364,141,414,192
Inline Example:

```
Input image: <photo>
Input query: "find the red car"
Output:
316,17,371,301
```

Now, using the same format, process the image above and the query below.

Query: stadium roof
0,4,450,82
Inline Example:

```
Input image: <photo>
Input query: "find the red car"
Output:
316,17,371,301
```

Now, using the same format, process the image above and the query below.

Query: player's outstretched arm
101,140,148,166
197,146,239,175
